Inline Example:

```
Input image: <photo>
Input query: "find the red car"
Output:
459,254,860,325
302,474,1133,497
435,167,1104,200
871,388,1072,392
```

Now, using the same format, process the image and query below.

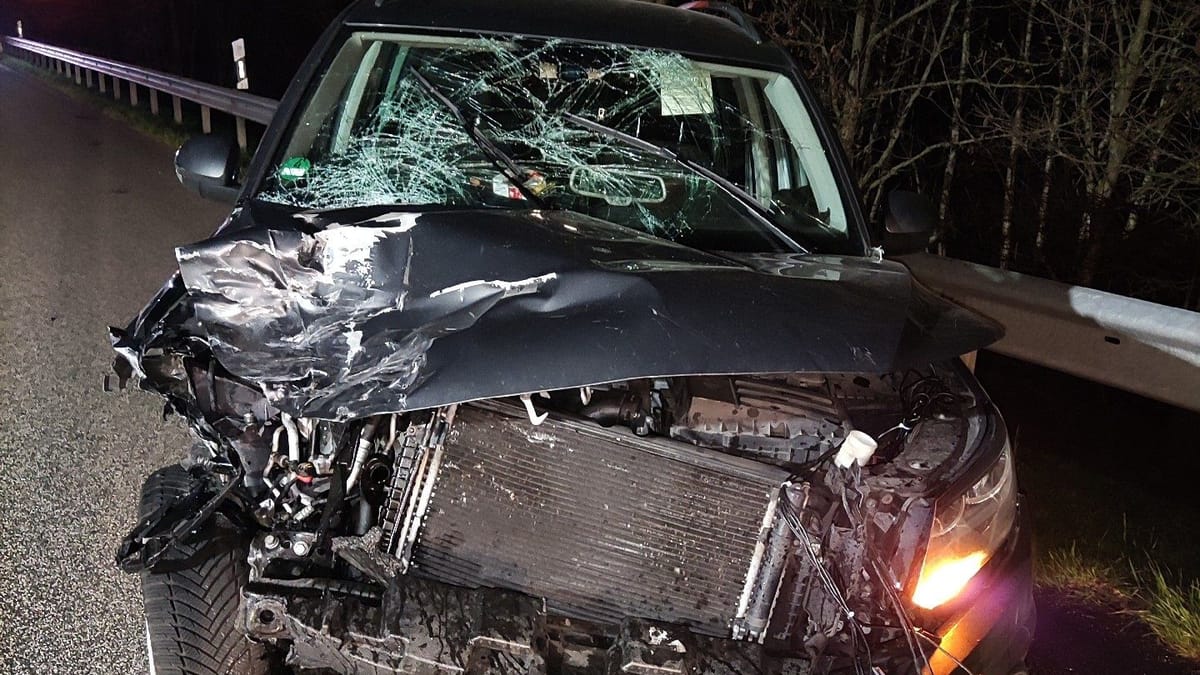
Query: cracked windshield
261,33,854,254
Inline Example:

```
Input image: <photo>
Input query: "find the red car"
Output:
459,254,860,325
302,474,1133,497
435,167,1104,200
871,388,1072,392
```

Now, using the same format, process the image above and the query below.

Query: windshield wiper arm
409,69,547,208
561,113,807,254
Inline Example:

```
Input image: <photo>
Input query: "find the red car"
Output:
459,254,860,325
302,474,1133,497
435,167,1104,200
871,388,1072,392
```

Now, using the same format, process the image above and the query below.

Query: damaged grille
383,401,793,638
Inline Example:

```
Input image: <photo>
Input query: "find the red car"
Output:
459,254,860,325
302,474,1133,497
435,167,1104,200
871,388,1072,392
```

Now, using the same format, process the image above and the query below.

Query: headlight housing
911,441,1017,610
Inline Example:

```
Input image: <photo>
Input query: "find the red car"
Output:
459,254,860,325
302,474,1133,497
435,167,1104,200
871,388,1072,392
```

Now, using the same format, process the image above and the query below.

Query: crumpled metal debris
150,203,1001,420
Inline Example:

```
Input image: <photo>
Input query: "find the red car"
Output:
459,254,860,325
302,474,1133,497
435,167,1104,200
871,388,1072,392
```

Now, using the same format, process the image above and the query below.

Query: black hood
124,204,1001,419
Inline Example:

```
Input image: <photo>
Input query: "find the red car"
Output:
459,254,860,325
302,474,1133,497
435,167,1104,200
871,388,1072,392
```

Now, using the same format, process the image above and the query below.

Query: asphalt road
1,59,1197,675
0,61,227,673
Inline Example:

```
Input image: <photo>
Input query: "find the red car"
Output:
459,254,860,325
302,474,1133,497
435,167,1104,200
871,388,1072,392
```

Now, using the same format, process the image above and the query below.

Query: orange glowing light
912,551,988,610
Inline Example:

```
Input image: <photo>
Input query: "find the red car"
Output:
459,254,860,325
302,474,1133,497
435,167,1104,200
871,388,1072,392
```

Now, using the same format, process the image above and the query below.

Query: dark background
0,1,343,99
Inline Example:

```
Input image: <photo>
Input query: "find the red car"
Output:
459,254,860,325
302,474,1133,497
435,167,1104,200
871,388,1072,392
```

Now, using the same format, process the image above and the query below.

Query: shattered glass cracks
260,36,829,247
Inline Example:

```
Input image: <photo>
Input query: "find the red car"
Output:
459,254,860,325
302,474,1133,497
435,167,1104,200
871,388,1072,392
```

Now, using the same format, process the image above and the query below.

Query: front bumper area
239,511,1035,675
242,576,818,675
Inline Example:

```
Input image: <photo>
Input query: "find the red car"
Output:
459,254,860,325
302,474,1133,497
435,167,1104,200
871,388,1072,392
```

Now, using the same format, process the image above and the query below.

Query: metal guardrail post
172,95,182,124
130,82,138,107
112,77,120,100
98,72,106,94
85,69,92,88
149,89,159,115
236,117,248,151
201,105,211,133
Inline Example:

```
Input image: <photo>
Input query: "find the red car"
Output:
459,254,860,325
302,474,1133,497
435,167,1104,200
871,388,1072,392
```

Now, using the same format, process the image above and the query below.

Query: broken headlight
911,440,1016,609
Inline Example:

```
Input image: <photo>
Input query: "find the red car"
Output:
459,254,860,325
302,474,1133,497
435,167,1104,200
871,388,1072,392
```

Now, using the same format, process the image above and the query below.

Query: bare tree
1024,0,1200,284
998,8,1036,269
746,0,983,219
670,0,1199,299
935,0,975,256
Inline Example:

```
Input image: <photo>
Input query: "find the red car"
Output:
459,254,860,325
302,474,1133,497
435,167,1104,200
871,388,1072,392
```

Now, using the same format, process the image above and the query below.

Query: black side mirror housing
882,190,935,255
174,135,240,204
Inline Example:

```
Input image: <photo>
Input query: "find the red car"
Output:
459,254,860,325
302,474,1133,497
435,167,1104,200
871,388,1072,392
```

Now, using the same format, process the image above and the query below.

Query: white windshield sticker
659,66,714,116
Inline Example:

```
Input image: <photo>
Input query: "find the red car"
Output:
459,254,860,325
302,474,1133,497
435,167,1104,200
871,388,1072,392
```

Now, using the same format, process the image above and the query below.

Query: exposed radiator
388,401,793,638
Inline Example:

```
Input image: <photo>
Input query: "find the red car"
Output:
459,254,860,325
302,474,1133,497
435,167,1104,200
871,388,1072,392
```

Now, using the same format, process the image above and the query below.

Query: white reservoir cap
834,430,879,468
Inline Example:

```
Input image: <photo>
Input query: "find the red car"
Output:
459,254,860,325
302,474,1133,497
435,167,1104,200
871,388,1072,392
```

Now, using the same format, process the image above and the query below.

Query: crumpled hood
160,204,1000,419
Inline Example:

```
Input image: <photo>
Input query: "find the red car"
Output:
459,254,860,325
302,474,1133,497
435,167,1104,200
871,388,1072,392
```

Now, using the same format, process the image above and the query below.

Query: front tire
138,465,273,675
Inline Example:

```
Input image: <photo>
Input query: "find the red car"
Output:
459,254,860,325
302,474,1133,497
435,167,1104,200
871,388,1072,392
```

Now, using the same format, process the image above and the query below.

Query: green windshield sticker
279,156,312,182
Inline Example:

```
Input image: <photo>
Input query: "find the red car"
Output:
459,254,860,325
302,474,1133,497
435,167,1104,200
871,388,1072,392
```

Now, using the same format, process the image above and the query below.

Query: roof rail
677,1,764,44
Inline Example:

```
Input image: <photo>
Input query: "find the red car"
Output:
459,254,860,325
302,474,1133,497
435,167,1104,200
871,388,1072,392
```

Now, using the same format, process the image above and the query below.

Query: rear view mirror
882,190,935,255
174,135,239,204
569,165,667,207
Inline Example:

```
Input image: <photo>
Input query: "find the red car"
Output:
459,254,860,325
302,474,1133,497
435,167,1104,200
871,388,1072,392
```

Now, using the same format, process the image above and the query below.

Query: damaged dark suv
111,1,1035,674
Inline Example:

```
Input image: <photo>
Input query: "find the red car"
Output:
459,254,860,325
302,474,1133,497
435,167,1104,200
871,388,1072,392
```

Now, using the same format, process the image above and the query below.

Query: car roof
345,0,791,70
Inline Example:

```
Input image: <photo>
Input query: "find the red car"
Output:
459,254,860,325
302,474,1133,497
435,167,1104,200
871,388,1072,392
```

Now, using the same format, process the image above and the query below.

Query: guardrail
1,36,277,149
4,36,1198,412
901,253,1200,413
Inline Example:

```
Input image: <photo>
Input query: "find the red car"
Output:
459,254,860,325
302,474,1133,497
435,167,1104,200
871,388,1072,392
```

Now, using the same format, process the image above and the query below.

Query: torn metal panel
161,203,1000,419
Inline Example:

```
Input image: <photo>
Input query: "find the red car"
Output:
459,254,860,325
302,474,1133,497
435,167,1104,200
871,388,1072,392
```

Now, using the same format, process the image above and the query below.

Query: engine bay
119,363,984,674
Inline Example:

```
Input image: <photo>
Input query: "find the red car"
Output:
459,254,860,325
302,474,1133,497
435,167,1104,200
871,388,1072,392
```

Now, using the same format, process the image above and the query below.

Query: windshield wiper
561,113,807,254
409,68,547,208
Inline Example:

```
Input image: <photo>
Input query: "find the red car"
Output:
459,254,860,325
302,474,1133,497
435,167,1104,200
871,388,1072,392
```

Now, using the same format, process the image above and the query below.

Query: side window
762,75,846,236
764,103,824,223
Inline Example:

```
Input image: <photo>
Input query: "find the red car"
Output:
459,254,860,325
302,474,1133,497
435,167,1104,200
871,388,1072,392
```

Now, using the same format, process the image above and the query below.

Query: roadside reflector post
231,38,250,91
236,117,248,151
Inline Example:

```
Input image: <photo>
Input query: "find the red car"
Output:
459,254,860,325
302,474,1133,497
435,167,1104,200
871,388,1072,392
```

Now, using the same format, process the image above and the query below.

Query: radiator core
404,401,791,637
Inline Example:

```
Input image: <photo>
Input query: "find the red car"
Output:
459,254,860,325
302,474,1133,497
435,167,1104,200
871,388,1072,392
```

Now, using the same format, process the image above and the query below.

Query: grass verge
976,353,1200,663
1021,447,1200,662
1,53,194,148
1136,568,1200,660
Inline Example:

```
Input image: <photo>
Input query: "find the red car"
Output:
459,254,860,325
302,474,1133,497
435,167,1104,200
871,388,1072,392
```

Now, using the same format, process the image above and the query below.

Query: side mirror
174,135,239,203
882,190,935,255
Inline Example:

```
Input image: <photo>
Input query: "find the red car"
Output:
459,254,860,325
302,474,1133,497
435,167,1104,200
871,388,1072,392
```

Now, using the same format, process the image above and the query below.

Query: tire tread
139,465,272,675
